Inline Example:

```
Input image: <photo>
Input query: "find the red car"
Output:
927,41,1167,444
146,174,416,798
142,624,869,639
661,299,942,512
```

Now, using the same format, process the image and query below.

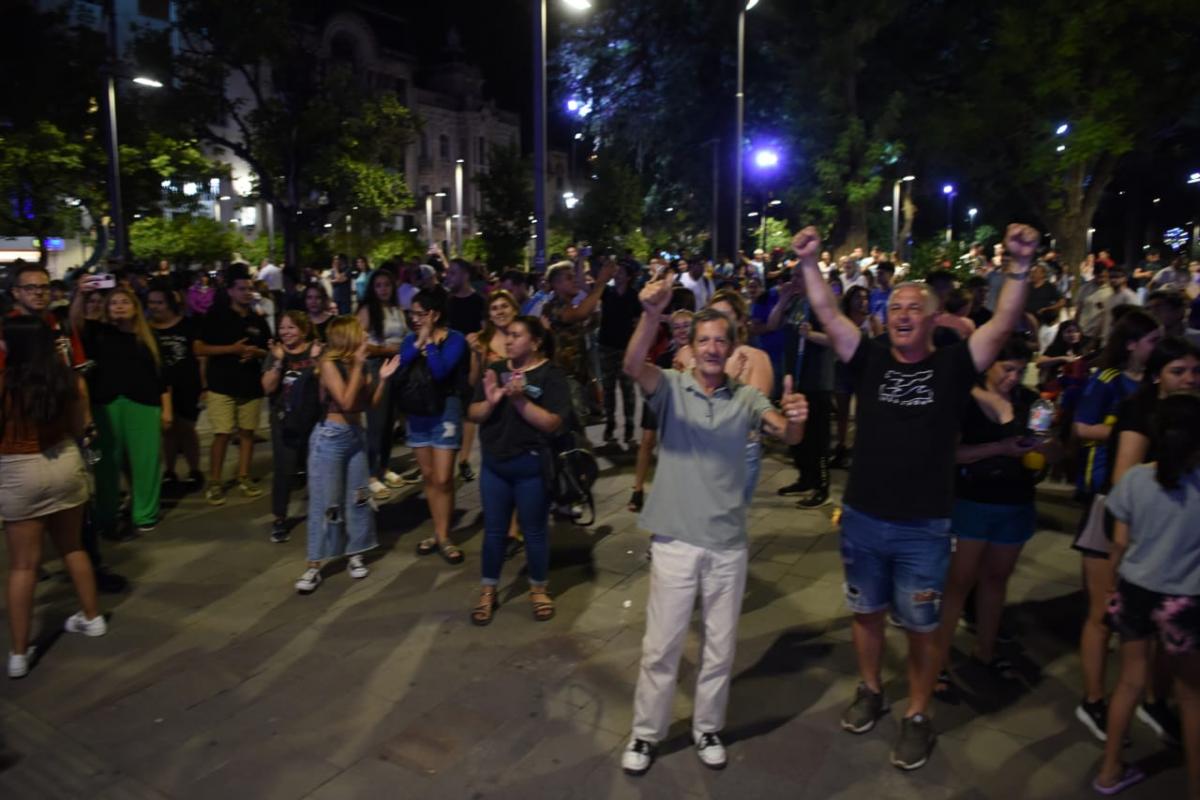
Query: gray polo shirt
639,369,773,550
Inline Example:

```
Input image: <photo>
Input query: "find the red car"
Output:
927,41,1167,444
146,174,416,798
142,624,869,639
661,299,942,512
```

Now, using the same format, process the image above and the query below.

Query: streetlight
425,191,446,249
454,158,464,256
891,175,915,256
1056,123,1069,135
749,147,780,251
968,207,978,239
534,0,591,272
943,183,956,243
1087,226,1096,252
98,0,163,265
733,0,760,262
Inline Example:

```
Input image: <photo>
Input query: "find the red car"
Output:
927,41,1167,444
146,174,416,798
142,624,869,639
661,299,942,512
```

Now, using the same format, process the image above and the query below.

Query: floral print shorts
1106,579,1200,655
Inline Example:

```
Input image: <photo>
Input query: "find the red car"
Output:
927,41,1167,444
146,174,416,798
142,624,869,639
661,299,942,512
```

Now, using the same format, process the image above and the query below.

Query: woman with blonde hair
294,316,398,593
71,279,172,536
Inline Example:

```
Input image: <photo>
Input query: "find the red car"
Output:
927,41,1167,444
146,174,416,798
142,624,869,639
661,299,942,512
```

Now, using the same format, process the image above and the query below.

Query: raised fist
639,279,672,315
1004,224,1040,268
791,227,822,261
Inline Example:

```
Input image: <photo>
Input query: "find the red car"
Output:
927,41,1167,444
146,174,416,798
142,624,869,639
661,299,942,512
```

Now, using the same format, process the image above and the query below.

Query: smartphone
92,272,116,289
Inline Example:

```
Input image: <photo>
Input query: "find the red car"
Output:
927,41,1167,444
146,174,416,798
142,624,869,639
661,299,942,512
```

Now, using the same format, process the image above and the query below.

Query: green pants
94,396,162,530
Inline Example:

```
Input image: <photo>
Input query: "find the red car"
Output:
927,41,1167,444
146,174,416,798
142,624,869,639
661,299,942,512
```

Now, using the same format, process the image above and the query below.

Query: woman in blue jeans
467,316,572,625
294,316,398,594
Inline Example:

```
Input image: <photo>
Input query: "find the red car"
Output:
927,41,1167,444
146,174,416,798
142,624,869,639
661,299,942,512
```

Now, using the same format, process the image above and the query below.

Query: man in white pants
620,279,809,775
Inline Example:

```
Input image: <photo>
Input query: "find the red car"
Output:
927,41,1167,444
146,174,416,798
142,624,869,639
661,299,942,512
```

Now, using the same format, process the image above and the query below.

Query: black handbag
393,356,446,417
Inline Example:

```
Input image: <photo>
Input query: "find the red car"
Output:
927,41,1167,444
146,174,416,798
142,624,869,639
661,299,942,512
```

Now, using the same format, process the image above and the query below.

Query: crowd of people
2,230,1200,794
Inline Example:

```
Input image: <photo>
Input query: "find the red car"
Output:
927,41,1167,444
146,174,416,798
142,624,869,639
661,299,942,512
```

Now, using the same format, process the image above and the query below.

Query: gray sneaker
890,713,934,770
841,682,889,734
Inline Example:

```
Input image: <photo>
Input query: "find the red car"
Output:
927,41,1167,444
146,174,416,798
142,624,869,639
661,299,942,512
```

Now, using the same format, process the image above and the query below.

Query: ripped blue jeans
838,504,951,633
306,421,377,562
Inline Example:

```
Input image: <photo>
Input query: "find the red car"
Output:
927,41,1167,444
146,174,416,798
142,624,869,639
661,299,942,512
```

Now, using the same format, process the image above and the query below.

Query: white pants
631,536,749,742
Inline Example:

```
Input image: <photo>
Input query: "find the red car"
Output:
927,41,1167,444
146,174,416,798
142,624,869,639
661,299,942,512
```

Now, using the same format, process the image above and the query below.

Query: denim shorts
951,498,1036,546
406,396,463,450
839,504,952,633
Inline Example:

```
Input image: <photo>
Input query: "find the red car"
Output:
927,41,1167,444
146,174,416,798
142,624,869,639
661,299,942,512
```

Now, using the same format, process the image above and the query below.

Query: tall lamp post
733,0,761,263
891,175,915,256
100,0,162,265
425,191,446,250
454,159,465,256
968,207,978,240
943,183,956,243
534,0,591,273
1188,171,1200,258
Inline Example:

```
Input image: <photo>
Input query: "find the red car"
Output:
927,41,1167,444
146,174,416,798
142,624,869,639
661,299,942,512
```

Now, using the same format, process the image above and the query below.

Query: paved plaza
0,418,1190,799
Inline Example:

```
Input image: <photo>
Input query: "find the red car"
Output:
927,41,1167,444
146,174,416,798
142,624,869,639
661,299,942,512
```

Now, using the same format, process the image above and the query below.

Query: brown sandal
530,587,555,622
471,588,498,626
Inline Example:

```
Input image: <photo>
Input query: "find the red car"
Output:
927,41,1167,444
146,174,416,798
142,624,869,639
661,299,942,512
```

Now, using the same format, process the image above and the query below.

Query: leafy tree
475,145,533,269
129,215,240,264
368,231,424,266
167,0,417,267
575,156,643,254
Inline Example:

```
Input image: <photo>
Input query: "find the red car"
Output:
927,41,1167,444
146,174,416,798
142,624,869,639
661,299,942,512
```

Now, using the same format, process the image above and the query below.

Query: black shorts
173,386,201,423
1107,579,1200,655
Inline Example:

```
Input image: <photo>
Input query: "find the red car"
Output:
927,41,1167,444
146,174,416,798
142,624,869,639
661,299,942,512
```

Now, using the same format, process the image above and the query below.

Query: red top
0,310,87,371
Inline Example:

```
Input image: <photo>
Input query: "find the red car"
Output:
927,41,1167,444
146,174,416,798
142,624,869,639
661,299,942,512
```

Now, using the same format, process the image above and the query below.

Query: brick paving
0,418,1188,799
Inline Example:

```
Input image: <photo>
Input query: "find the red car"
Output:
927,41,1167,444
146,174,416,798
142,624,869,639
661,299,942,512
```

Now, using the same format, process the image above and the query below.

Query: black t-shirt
199,307,270,398
447,292,485,335
598,285,642,348
82,320,165,407
955,386,1038,505
843,336,978,519
262,347,318,413
474,360,572,462
968,306,993,328
153,318,202,398
1025,282,1061,315
1104,391,1158,493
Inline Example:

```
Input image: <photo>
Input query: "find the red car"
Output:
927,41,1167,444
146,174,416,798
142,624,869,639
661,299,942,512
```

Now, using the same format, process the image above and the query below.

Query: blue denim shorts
839,504,952,633
951,498,1036,546
406,396,463,450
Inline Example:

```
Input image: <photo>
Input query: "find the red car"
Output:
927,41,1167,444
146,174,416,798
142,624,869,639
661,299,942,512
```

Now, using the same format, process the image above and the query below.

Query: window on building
138,0,170,21
439,135,450,160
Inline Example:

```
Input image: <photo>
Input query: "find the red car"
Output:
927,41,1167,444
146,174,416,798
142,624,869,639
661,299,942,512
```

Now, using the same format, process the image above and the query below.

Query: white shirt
258,262,283,292
679,271,714,308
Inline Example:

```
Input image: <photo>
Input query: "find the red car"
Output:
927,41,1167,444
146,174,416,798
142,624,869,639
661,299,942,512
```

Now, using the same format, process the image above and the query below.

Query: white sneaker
7,646,36,679
383,470,406,489
64,611,108,637
368,478,391,498
693,730,727,770
621,737,655,775
295,567,322,594
347,554,369,579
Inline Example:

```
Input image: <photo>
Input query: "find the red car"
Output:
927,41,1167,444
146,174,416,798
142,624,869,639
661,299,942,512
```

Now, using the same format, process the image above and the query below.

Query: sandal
627,489,644,513
471,588,498,626
974,655,1017,679
416,537,438,556
438,543,464,565
530,587,555,622
934,669,960,704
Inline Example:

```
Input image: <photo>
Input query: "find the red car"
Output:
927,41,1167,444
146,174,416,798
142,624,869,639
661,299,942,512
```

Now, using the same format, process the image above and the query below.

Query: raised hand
596,260,618,286
379,355,401,380
780,375,809,423
791,227,822,262
1004,224,1040,270
639,279,672,315
482,368,506,405
268,339,285,361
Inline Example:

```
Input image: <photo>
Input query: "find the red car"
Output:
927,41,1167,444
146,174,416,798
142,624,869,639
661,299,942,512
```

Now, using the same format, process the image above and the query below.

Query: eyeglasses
16,284,50,293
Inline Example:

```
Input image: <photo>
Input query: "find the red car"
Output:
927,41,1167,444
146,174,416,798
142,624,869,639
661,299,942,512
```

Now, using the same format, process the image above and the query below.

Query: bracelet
1005,271,1029,280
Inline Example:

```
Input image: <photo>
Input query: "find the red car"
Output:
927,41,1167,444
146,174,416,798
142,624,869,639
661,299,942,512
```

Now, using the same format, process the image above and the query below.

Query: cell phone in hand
92,272,116,289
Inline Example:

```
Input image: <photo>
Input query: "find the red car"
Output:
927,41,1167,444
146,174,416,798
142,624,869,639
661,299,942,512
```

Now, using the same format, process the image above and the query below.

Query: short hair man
619,284,808,776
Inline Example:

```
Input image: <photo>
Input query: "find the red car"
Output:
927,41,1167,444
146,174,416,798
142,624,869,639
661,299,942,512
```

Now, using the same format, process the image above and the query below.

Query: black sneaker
162,470,179,488
1137,700,1182,746
841,683,889,734
270,520,290,544
890,714,935,770
797,489,831,508
623,428,636,445
627,489,644,512
183,470,205,491
777,480,812,497
458,462,476,482
1075,698,1109,742
602,428,616,444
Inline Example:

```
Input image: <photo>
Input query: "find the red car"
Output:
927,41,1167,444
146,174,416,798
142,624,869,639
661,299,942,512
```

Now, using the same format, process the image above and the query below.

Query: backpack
279,364,323,447
542,426,599,526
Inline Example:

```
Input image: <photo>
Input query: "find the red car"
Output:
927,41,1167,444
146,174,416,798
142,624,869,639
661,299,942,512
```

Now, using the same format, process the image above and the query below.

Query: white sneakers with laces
621,738,655,775
64,611,108,637
8,646,37,679
295,567,322,594
347,555,369,579
693,730,727,769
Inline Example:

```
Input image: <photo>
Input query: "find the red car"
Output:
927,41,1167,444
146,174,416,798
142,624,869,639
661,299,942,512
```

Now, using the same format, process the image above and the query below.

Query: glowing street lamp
132,75,164,88
1055,123,1069,135
534,0,592,271
753,148,780,170
943,184,956,243
968,207,978,238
